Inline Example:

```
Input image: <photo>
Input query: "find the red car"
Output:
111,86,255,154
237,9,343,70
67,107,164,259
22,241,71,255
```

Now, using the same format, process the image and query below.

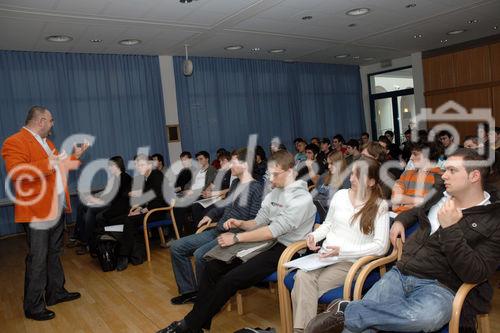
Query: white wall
158,55,183,166
359,52,426,136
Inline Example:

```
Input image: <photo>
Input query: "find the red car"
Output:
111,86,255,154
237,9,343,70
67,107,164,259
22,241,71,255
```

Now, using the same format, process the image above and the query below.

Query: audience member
169,148,263,305
211,148,227,170
294,138,307,164
110,154,169,271
152,153,167,173
175,151,194,193
312,151,349,222
360,132,370,150
391,142,443,213
292,157,390,331
310,137,320,147
296,143,322,186
317,138,332,171
384,130,402,160
345,139,361,165
253,145,267,183
323,148,500,333
332,134,346,154
158,150,316,333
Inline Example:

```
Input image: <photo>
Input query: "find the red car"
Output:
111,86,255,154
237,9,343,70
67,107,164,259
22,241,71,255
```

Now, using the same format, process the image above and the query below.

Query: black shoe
46,292,81,306
304,299,348,333
157,321,203,333
25,309,55,321
76,245,89,255
170,292,198,305
116,256,128,271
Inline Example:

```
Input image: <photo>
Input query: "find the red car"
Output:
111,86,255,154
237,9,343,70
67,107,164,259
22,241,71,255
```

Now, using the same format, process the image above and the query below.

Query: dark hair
418,129,428,143
232,148,249,162
378,135,391,146
333,134,345,144
438,130,452,139
404,129,412,135
311,137,320,143
305,143,319,155
351,157,383,235
25,105,48,125
269,150,295,171
180,151,192,159
195,151,210,160
219,150,231,161
320,137,331,145
255,145,267,162
151,153,165,165
294,137,306,144
109,156,126,173
216,148,227,156
361,132,370,138
384,130,394,138
346,139,359,151
410,142,443,162
495,127,500,134
448,148,489,187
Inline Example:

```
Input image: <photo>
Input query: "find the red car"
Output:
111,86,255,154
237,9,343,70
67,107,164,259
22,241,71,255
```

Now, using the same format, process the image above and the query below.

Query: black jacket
396,190,500,329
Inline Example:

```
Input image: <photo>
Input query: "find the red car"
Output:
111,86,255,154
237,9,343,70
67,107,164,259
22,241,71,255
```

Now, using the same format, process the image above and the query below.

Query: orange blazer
2,128,80,223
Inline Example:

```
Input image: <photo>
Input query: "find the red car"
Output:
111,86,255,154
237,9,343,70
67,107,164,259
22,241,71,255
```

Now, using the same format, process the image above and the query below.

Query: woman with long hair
291,157,390,332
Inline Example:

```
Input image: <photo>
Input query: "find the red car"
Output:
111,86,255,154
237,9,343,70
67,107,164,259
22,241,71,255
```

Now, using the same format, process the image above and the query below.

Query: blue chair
277,240,391,333
352,223,491,333
141,204,180,262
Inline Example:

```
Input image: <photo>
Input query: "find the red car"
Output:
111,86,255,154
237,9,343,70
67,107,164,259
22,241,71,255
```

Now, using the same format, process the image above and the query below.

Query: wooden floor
1,233,500,333
0,234,281,333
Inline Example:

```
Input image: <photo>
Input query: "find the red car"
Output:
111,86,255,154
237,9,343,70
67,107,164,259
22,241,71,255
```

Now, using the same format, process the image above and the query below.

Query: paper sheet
104,224,124,232
283,253,342,272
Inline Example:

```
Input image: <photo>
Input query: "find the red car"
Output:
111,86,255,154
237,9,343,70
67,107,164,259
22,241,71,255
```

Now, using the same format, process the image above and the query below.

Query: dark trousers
23,214,67,314
82,206,107,244
184,243,286,330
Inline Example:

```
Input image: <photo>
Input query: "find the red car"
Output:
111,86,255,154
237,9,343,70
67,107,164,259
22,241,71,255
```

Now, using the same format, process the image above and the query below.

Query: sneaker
304,299,348,333
170,292,198,305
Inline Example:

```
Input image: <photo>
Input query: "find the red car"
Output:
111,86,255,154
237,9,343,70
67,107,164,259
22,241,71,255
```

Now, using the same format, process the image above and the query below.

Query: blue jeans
344,267,455,333
170,228,219,294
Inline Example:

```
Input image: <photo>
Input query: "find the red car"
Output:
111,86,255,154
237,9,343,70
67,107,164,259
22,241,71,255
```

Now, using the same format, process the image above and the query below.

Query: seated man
391,142,443,213
314,148,500,333
159,150,316,333
169,148,263,304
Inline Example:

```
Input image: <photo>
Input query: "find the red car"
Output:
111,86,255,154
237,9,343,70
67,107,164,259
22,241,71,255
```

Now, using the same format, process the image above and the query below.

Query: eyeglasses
269,170,287,179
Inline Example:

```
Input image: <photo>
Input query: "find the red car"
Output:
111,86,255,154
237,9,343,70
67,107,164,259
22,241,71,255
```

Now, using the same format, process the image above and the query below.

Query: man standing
2,106,88,321
158,150,316,333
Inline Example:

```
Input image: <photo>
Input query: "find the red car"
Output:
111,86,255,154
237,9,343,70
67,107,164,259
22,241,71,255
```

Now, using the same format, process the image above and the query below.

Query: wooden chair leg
227,300,232,312
269,282,275,294
236,291,243,315
144,227,151,262
477,314,490,333
158,227,166,247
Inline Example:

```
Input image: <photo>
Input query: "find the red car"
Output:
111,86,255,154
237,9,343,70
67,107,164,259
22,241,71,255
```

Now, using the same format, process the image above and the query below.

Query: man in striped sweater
169,148,263,305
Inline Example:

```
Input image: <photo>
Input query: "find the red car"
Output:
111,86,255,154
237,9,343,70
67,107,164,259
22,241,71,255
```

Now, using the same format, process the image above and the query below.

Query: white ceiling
0,0,499,65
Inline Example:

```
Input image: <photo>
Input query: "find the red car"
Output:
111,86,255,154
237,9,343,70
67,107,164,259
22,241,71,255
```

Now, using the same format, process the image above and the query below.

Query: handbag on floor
96,234,118,272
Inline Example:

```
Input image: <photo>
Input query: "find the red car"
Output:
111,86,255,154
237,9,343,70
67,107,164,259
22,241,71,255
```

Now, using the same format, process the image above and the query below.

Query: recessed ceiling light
405,3,416,8
467,19,479,24
250,47,260,52
224,45,243,51
493,26,498,30
268,49,286,54
302,15,313,20
345,8,370,16
413,33,423,38
45,35,73,43
364,57,375,61
90,39,102,43
348,23,357,27
440,39,448,43
352,55,360,59
447,29,466,35
119,39,141,46
179,0,194,3
335,54,350,59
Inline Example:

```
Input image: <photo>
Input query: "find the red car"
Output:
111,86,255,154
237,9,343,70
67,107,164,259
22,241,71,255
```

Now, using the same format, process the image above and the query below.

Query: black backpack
96,234,118,272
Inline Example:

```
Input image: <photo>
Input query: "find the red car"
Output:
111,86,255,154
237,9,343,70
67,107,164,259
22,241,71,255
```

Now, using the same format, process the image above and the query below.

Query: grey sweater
255,180,316,246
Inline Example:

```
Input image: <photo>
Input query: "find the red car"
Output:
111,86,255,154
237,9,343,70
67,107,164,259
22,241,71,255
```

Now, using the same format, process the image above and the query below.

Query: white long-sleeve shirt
310,189,390,260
